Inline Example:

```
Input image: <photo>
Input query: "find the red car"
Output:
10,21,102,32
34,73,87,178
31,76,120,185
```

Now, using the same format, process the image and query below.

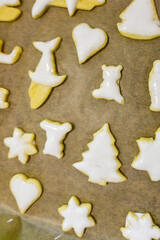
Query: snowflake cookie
73,123,126,186
132,128,160,181
121,212,160,240
0,87,9,109
0,0,21,21
4,128,37,164
28,37,66,109
92,65,124,104
0,40,22,64
32,0,105,18
117,0,160,40
149,60,160,111
72,23,108,64
58,196,95,238
40,119,72,159
10,173,42,214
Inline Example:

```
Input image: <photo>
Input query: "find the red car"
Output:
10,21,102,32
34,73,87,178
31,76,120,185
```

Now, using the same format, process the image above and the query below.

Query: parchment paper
0,0,160,239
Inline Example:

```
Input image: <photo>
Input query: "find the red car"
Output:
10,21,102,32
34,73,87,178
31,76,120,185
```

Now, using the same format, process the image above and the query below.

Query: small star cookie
132,128,160,181
4,128,37,164
92,65,124,104
58,196,95,238
32,0,105,18
10,173,42,214
121,212,160,240
73,123,126,186
0,87,9,109
0,40,22,64
0,0,21,22
72,23,108,64
40,119,72,159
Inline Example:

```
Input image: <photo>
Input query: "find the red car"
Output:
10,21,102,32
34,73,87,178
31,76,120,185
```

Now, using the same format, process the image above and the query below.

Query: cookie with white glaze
0,87,9,109
0,0,21,22
0,40,22,64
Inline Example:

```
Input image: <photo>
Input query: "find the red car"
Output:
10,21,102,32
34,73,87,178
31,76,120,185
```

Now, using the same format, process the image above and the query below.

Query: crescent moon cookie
10,173,42,214
0,87,9,109
0,40,22,64
28,37,66,109
121,212,160,240
4,128,37,164
117,0,160,40
73,123,126,186
58,196,95,238
149,60,160,111
92,65,124,104
32,0,105,18
0,0,21,22
132,127,160,181
40,119,72,159
72,23,108,64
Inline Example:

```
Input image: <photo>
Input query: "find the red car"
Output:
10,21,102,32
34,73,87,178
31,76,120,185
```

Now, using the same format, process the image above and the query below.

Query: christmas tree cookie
117,0,160,40
73,123,126,186
149,60,160,111
0,87,9,109
0,0,21,22
0,40,22,64
32,0,105,18
40,119,72,159
10,173,42,214
4,128,37,164
92,65,124,104
121,212,160,240
72,23,108,64
58,196,95,238
28,37,66,109
132,128,160,181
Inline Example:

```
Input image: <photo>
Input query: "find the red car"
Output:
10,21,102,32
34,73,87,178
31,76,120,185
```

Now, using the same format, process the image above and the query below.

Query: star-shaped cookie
121,212,160,240
58,196,95,238
4,128,37,164
132,128,160,181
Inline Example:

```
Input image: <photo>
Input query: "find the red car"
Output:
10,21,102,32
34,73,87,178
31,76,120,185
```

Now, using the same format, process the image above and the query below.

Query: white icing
149,60,160,111
66,0,78,16
40,120,72,159
117,0,160,37
29,38,66,87
72,23,107,64
92,65,124,104
0,41,22,64
59,196,95,237
0,87,9,109
4,128,37,164
0,0,20,7
10,174,41,214
121,212,160,240
132,128,160,181
73,123,126,185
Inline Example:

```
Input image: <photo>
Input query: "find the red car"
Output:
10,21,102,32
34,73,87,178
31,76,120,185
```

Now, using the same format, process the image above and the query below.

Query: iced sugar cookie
121,212,160,240
0,87,9,109
72,23,108,64
73,123,126,186
28,37,66,109
32,0,105,18
58,196,95,238
0,40,22,64
10,173,42,214
92,65,124,104
149,60,160,111
40,119,72,159
0,0,21,22
117,0,160,40
132,128,160,181
4,128,37,164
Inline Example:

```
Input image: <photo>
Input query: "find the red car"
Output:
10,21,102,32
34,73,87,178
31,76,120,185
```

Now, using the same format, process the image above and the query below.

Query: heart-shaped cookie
10,174,42,214
72,23,108,64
